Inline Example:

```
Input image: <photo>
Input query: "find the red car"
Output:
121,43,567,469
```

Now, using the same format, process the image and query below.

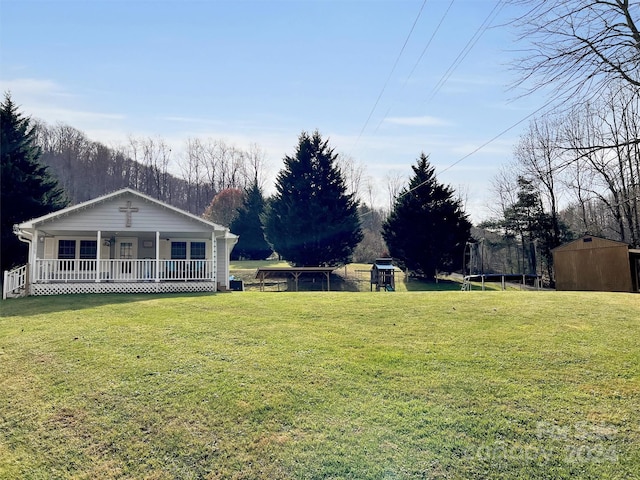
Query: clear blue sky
1,0,548,221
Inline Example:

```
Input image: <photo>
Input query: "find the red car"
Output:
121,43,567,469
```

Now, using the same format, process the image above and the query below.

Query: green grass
1,291,639,479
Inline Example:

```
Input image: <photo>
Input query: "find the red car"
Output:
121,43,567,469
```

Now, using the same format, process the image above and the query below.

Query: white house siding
43,238,54,258
138,236,157,259
216,237,236,289
35,193,211,233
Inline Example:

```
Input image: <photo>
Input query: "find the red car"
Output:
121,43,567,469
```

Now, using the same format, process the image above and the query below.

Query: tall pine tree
265,131,362,266
1,93,68,272
229,180,272,260
382,153,471,279
500,177,572,282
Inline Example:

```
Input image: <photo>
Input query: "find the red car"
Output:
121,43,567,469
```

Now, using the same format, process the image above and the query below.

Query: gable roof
552,235,630,253
16,188,234,237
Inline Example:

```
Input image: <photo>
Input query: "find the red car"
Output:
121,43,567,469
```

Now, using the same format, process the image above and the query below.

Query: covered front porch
22,229,229,296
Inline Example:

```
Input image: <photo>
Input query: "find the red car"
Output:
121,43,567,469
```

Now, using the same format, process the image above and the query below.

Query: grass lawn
0,291,638,479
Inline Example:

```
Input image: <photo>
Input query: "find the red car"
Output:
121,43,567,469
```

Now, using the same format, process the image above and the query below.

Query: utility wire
397,95,561,200
373,0,456,134
359,100,553,218
371,0,504,167
352,0,429,149
357,0,555,214
426,0,504,104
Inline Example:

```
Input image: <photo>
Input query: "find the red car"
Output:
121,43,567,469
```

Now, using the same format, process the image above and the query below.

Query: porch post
155,231,160,283
224,237,229,288
31,229,38,283
211,232,217,287
96,231,101,282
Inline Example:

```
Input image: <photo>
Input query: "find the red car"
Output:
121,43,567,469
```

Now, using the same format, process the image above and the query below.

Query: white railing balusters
32,259,214,283
3,264,28,299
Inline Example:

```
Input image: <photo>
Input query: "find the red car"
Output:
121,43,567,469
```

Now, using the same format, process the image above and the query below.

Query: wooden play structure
370,258,396,291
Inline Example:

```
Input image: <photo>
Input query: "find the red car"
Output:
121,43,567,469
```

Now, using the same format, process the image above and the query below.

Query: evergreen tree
1,93,68,272
382,153,471,279
264,131,362,266
501,177,572,282
229,180,272,260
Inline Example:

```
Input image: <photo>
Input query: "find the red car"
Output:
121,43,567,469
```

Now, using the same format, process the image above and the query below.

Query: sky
1,0,550,222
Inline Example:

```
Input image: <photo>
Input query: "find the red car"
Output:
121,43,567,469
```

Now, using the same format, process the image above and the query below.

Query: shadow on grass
403,278,463,291
0,291,219,318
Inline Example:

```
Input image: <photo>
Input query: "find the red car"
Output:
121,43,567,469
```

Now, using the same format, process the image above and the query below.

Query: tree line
32,121,268,216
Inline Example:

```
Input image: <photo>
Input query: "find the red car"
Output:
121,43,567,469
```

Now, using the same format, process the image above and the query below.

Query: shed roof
552,235,630,253
373,264,395,270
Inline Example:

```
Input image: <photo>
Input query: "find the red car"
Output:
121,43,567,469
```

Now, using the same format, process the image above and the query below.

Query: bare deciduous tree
128,136,172,201
337,153,366,202
560,84,640,245
181,138,211,215
245,143,269,188
179,137,270,215
510,0,640,101
385,170,406,213
514,115,565,245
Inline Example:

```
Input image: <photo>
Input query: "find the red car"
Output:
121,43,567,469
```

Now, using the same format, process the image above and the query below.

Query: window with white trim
58,240,76,259
80,240,98,270
80,240,97,259
171,242,187,260
190,242,206,260
58,240,76,270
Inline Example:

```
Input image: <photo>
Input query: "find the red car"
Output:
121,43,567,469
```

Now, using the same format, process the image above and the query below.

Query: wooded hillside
33,121,267,216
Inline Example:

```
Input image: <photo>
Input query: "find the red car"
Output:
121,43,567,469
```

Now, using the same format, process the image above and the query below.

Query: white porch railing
3,264,28,299
34,259,214,283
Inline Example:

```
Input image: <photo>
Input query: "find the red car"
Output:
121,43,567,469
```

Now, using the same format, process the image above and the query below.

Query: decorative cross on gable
119,201,139,227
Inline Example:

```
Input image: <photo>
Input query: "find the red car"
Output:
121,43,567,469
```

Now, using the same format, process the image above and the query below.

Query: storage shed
552,235,640,292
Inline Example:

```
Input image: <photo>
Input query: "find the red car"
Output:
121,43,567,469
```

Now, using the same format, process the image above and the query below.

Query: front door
116,238,137,280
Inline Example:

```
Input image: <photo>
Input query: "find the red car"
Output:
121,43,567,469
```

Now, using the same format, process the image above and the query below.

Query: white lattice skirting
30,282,218,296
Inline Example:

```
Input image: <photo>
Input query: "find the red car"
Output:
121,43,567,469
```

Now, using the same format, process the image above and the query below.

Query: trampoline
462,273,541,291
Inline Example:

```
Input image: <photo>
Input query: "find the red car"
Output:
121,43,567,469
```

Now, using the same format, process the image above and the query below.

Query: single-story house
552,235,640,293
3,188,238,297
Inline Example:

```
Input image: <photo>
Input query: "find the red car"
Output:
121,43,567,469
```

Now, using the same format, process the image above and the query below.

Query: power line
426,0,505,104
354,0,557,214
373,0,456,134
397,96,560,200
352,0,429,149
371,0,505,150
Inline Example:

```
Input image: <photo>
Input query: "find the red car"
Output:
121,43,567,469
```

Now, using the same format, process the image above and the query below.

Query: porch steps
3,286,27,299
3,265,28,300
